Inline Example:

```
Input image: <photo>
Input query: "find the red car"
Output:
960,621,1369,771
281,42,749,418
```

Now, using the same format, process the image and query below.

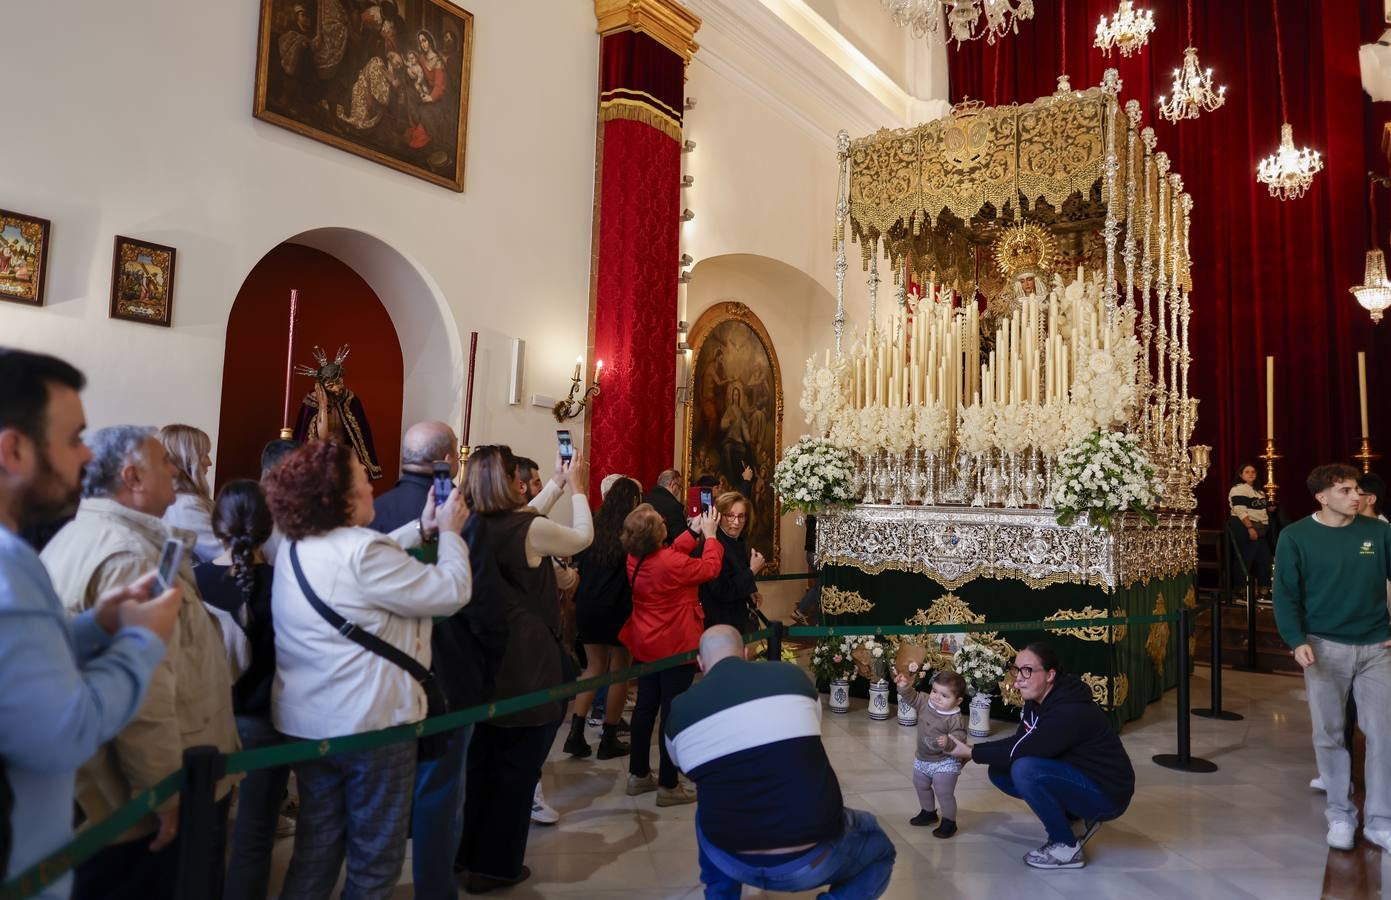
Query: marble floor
268,666,1389,898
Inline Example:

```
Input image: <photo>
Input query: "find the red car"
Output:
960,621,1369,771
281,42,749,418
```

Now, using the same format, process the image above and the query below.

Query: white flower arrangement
881,407,915,454
991,402,1033,453
809,635,859,683
913,403,949,451
857,635,891,682
857,405,890,452
800,356,849,439
772,436,857,516
950,641,1007,697
957,403,995,454
1050,429,1164,529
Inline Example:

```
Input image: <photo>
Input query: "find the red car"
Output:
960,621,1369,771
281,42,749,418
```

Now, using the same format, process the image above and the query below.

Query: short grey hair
656,469,681,489
402,429,456,468
83,426,156,498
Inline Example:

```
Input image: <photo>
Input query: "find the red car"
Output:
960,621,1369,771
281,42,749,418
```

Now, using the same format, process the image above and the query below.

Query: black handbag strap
289,542,434,689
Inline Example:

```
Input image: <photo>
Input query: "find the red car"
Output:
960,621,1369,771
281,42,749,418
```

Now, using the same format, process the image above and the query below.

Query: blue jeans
225,716,291,900
987,757,1127,845
411,724,474,899
696,808,896,900
280,741,416,900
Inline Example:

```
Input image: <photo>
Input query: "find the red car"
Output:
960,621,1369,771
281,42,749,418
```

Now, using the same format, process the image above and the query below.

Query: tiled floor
269,667,1390,898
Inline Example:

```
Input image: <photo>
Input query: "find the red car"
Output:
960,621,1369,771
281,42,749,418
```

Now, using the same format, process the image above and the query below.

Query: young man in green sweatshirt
1273,463,1391,853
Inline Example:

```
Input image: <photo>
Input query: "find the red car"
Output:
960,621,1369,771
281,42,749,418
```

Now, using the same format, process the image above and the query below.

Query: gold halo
992,222,1059,280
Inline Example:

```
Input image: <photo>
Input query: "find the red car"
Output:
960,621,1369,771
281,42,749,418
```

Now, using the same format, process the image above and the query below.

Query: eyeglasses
725,513,747,520
1006,665,1038,680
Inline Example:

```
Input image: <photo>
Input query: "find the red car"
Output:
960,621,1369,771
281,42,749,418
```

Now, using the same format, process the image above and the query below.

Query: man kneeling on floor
665,625,897,899
943,641,1134,869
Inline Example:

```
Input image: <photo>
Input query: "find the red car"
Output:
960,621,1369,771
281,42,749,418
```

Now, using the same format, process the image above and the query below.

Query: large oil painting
685,302,783,572
254,0,474,192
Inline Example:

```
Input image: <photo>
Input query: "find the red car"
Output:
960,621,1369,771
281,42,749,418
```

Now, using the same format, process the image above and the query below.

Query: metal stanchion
1193,592,1243,721
1153,607,1219,773
175,746,225,900
768,620,785,662
1234,579,1265,672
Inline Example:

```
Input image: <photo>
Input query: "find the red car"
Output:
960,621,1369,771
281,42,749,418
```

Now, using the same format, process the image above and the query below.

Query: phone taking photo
556,429,573,463
432,460,453,507
700,487,713,513
154,538,184,594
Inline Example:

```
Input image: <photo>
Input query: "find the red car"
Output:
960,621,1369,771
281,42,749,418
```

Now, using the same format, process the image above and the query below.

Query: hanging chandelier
1256,124,1323,200
1351,251,1391,324
880,0,1035,46
1095,1,1155,58
1158,47,1226,122
1255,0,1322,201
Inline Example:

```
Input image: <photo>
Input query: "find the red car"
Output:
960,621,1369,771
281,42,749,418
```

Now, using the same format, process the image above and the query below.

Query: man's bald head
401,421,458,475
698,625,746,671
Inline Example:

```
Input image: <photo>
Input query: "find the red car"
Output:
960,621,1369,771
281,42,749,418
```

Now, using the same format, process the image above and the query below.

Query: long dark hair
590,478,642,566
212,479,273,598
1231,462,1258,487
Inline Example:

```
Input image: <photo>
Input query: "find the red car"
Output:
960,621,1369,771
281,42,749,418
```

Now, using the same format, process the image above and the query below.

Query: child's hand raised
895,673,909,691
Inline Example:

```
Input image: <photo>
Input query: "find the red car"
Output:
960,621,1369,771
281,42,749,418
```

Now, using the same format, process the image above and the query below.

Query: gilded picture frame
109,236,177,328
683,301,783,573
0,209,51,307
253,0,475,192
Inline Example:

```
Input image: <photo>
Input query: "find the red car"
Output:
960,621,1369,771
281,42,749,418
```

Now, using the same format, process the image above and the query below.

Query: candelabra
1158,47,1226,122
1257,124,1323,201
553,360,603,421
1258,439,1281,508
1095,1,1155,58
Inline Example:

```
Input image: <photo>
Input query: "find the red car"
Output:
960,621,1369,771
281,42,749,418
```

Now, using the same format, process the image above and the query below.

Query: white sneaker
1327,820,1356,850
1310,776,1325,792
1023,841,1085,869
1363,827,1391,852
530,784,559,825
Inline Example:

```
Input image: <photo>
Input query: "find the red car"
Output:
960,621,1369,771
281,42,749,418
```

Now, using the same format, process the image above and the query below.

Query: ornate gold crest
992,222,1059,280
1081,673,1130,709
1146,592,1170,675
1043,605,1112,642
905,593,1021,706
821,586,874,616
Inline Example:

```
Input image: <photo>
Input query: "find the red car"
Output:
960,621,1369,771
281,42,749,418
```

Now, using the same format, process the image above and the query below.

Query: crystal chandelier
1351,250,1391,324
880,0,1035,46
1095,1,1155,58
1256,124,1323,200
1157,47,1226,122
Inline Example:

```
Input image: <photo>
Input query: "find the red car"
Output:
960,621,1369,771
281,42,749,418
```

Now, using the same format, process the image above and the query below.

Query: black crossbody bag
289,543,450,760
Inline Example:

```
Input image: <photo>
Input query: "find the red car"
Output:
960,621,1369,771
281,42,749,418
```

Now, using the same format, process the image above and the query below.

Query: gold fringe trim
600,98,681,141
602,87,684,121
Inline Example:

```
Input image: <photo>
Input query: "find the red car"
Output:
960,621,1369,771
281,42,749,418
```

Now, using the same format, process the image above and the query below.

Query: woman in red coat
619,503,723,807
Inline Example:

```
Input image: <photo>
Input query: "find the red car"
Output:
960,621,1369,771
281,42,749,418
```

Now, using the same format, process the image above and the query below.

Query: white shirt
525,480,594,565
271,523,471,739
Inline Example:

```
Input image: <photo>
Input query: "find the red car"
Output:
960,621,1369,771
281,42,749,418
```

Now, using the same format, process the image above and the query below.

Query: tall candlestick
281,288,299,438
1358,352,1369,440
462,331,479,446
1265,355,1274,440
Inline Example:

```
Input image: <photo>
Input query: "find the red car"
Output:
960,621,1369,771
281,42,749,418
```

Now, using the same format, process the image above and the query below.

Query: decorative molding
595,0,702,64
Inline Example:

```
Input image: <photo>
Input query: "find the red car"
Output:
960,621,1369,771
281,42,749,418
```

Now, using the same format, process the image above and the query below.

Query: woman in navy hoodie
944,641,1134,870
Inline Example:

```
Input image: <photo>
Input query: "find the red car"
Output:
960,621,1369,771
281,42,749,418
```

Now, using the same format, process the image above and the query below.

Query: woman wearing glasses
697,491,766,633
942,642,1133,871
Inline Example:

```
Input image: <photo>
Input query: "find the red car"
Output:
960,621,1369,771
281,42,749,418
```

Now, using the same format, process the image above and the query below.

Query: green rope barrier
0,770,183,900
785,612,1179,639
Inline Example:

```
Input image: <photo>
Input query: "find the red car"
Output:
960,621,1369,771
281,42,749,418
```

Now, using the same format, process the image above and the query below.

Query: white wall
0,0,599,474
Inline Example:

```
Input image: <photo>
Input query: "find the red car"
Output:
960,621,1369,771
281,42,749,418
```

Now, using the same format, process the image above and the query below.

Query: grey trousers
1304,636,1391,831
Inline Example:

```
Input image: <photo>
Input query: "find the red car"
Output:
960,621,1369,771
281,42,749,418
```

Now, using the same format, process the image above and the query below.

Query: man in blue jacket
0,347,180,898
944,641,1135,870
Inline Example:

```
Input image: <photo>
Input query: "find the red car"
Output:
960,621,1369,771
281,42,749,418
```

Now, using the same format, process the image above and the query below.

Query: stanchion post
768,621,784,662
1153,607,1219,773
175,745,225,900
1194,592,1243,721
1234,579,1265,672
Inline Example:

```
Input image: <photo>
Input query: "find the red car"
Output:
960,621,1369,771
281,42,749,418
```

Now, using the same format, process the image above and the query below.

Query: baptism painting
686,302,783,571
254,0,474,192
0,209,50,306
109,237,177,327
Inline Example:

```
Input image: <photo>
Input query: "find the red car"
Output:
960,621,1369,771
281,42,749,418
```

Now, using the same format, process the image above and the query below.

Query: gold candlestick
1258,438,1281,507
1354,437,1380,475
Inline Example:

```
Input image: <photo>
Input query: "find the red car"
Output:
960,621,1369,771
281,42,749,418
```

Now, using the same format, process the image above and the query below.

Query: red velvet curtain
949,0,1391,523
589,32,684,494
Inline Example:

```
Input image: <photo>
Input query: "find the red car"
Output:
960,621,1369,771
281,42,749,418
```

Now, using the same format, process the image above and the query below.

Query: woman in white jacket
263,440,471,900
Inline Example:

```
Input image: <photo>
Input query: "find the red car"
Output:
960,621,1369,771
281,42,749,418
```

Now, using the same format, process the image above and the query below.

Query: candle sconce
553,358,603,422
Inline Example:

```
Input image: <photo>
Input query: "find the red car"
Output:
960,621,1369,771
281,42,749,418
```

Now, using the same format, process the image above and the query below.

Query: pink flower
833,654,843,663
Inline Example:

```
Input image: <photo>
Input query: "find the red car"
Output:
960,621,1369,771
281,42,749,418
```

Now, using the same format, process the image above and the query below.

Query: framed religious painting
109,236,177,327
253,0,475,192
683,301,784,572
0,209,51,307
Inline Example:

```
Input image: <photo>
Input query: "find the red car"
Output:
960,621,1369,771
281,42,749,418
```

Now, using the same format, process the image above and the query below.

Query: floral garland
773,436,857,516
1051,429,1163,529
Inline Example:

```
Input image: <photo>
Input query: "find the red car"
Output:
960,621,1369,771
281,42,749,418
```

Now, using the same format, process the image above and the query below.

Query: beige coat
42,497,241,842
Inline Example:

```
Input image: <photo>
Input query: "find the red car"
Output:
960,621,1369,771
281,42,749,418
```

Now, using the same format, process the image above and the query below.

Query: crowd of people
2,342,1386,900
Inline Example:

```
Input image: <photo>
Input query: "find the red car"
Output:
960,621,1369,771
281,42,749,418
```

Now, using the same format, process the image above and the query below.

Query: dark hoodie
970,673,1135,808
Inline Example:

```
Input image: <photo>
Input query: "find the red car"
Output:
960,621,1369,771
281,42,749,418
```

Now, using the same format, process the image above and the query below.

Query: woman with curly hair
263,440,471,899
193,480,279,900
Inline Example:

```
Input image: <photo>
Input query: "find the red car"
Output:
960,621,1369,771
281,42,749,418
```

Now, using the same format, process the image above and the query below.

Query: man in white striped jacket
665,626,897,899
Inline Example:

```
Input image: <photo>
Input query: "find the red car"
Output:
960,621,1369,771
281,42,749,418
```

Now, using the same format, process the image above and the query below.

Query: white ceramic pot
897,695,918,727
968,693,993,738
868,680,891,721
829,678,850,714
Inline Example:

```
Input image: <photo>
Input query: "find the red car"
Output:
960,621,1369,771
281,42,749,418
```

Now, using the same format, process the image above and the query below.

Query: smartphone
686,486,703,518
432,460,453,507
154,538,184,593
700,487,714,513
556,429,573,463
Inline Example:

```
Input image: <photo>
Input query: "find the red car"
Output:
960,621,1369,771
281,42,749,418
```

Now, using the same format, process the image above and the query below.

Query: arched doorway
216,243,404,492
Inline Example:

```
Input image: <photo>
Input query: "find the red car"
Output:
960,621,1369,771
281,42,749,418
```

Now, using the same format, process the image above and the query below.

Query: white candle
1358,352,1368,440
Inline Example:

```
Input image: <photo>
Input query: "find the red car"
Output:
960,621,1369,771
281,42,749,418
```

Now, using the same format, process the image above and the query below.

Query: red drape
949,0,1391,523
590,32,684,495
